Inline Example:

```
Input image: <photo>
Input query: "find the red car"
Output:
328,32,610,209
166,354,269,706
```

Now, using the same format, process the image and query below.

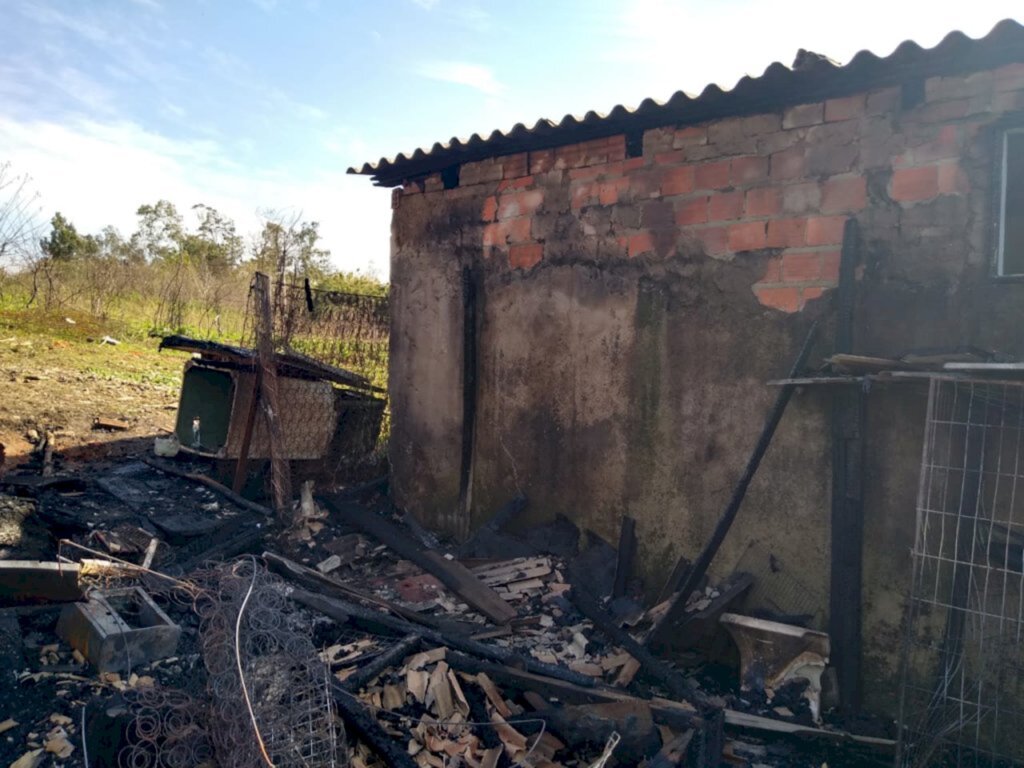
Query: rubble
0,442,898,767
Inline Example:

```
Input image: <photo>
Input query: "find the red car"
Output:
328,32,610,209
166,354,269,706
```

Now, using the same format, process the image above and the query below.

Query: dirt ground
0,308,190,469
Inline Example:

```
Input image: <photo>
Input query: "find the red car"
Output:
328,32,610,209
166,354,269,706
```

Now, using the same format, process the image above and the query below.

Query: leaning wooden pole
646,319,820,650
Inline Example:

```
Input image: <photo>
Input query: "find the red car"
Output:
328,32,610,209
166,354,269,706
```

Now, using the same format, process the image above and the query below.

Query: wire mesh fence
898,378,1024,767
242,275,389,390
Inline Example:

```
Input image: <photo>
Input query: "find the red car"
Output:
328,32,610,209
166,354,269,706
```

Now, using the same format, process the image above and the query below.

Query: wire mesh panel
243,275,389,389
899,378,1024,767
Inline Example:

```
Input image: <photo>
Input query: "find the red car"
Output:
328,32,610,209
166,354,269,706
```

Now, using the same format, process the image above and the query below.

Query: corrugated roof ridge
351,18,1024,185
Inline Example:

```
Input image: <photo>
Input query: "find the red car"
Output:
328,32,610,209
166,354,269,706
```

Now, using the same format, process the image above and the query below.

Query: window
998,128,1024,276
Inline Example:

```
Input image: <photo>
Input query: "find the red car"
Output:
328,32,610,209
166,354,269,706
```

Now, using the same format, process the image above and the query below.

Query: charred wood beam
341,633,421,693
290,588,597,688
330,682,419,768
141,457,273,518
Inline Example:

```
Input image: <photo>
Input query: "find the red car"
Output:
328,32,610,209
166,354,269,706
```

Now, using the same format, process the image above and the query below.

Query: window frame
997,126,1024,277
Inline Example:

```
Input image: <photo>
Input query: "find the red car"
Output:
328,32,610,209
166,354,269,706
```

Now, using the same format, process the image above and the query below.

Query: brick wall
400,61,1024,313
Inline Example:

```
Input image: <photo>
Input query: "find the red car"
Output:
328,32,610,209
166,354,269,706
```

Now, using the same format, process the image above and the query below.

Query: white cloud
416,61,504,95
411,0,440,9
0,115,392,276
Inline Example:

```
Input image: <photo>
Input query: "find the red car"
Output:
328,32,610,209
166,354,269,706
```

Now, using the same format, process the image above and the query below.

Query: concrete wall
387,62,1024,715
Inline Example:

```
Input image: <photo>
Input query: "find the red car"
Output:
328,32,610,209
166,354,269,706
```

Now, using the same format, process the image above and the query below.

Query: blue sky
1,0,1020,277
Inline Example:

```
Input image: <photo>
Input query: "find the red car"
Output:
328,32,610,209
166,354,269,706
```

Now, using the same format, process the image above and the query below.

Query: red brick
497,175,535,191
821,175,867,213
731,156,769,185
766,218,807,248
673,125,707,146
570,182,596,210
623,157,646,172
825,94,865,122
745,187,782,217
937,161,969,195
628,231,655,257
505,216,532,244
770,147,805,180
529,149,555,174
820,250,841,282
728,221,767,252
708,191,744,222
498,189,544,220
805,216,846,246
661,165,695,196
891,166,939,202
694,161,730,190
481,196,498,222
781,251,821,281
697,226,729,256
655,149,688,165
676,196,709,225
509,243,543,270
802,285,826,303
482,222,501,247
759,256,782,283
755,285,801,312
630,169,664,199
994,62,1024,91
896,125,960,167
599,178,629,206
502,153,529,179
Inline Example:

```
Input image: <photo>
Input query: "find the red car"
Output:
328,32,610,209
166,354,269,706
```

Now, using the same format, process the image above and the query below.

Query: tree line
0,161,385,339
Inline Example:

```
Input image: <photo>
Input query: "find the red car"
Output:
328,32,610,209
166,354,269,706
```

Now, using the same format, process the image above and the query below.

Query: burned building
352,18,1024,734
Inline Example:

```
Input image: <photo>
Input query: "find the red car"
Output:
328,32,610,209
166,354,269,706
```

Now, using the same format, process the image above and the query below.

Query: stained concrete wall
387,62,1024,715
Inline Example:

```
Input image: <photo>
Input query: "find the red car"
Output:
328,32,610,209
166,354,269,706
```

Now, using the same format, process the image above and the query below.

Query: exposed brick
529,149,555,174
820,250,841,282
937,161,969,196
482,222,501,247
766,218,807,248
994,62,1024,92
623,157,646,172
805,216,846,246
403,181,422,196
628,231,655,257
783,102,824,129
497,175,535,191
806,141,858,176
502,153,529,179
993,89,1024,112
925,71,993,103
770,147,805,180
708,117,756,155
728,221,767,252
424,174,444,192
891,165,939,202
662,165,696,196
745,187,782,217
460,159,503,186
895,125,960,167
743,113,782,136
696,226,729,256
570,182,596,210
509,243,543,270
599,178,630,206
781,250,821,281
754,285,801,312
802,285,826,302
505,216,532,244
730,156,769,185
482,196,498,222
676,196,709,225
708,190,744,222
694,161,730,190
782,181,821,213
630,168,664,199
917,98,971,124
498,189,544,220
655,149,689,166
821,175,867,213
673,125,708,148
644,127,675,156
865,86,901,116
568,165,609,181
825,94,866,122
758,129,805,155
759,256,782,283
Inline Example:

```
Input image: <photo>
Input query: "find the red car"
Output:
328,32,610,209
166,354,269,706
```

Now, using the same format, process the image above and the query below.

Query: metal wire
898,378,1024,767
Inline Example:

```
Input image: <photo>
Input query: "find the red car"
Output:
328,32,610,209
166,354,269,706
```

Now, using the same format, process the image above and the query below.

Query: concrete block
56,587,180,672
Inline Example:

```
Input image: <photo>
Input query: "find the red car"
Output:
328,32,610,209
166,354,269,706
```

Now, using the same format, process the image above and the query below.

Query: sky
1,1,1021,278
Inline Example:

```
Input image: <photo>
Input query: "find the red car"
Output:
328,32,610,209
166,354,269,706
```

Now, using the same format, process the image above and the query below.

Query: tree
184,204,243,273
251,211,331,282
131,200,184,262
0,163,43,301
40,212,91,261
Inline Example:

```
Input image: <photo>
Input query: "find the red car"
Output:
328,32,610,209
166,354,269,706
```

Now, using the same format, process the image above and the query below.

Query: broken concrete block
56,586,180,673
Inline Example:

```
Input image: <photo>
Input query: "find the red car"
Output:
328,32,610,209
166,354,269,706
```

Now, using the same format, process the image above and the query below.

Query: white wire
235,557,275,767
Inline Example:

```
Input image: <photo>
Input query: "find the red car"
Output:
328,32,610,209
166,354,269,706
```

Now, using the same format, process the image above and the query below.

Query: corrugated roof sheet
350,19,1024,187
